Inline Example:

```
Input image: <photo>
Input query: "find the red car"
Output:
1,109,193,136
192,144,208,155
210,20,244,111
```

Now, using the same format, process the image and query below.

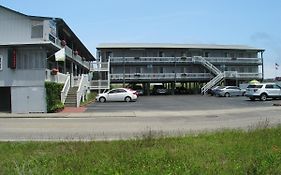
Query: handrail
109,56,262,64
201,73,224,94
76,74,89,107
61,74,70,104
110,73,211,80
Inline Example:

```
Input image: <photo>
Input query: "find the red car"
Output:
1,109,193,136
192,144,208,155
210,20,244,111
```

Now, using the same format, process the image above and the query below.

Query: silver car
215,86,246,97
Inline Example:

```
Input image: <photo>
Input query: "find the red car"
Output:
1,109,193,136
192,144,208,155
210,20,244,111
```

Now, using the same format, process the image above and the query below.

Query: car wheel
225,92,230,97
99,97,106,103
249,97,255,101
260,93,267,101
242,92,246,96
125,96,131,102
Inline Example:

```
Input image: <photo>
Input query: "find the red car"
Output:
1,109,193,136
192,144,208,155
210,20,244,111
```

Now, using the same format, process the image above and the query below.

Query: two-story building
0,5,95,113
96,43,264,95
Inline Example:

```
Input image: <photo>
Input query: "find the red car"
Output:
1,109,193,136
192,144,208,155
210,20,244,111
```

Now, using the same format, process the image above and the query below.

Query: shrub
45,82,64,113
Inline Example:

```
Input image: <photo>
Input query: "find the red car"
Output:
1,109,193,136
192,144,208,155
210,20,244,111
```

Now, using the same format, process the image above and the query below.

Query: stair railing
201,73,224,94
61,74,71,104
76,74,89,107
193,56,221,75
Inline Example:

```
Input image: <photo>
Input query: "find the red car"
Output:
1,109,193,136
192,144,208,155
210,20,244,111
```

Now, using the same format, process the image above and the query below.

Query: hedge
45,82,64,113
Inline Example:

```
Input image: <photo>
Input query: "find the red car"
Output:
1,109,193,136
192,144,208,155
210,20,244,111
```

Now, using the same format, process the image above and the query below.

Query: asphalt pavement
1,95,281,141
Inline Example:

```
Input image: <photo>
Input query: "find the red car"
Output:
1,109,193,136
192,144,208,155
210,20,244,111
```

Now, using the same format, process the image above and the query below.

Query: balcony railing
89,80,110,89
109,56,262,64
111,73,212,80
110,72,262,81
64,46,90,69
237,73,262,79
89,62,110,72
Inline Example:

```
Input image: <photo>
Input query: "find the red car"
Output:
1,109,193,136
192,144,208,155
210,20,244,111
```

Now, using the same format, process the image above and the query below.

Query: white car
245,83,281,101
96,88,138,103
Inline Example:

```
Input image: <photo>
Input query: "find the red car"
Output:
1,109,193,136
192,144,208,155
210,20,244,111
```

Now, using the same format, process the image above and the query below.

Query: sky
1,0,281,78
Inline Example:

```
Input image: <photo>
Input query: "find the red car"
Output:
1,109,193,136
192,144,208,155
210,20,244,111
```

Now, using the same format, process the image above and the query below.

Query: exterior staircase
64,87,78,107
193,56,225,95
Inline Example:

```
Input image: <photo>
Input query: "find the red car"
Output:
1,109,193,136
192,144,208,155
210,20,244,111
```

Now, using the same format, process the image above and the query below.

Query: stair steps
64,87,78,107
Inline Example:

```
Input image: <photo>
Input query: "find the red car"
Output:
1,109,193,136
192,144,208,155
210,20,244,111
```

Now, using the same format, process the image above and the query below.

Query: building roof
97,43,265,51
0,5,95,61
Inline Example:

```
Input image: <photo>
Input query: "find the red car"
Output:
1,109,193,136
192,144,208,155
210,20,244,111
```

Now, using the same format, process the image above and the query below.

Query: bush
45,82,64,113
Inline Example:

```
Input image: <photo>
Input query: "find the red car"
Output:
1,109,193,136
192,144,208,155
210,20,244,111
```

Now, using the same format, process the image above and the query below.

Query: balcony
89,80,110,90
90,62,110,72
109,56,262,65
111,73,212,81
224,71,262,79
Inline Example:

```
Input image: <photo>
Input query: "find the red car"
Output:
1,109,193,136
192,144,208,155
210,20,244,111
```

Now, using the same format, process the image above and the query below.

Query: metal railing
60,74,71,104
193,56,222,75
201,73,224,95
89,80,110,90
64,46,89,69
76,74,89,107
89,62,110,72
109,56,262,64
110,73,211,80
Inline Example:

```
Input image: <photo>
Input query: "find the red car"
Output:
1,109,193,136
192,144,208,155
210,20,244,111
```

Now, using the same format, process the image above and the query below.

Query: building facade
96,43,264,95
0,6,94,113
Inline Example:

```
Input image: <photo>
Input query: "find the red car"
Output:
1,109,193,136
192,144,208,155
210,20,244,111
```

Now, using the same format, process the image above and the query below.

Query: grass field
1,125,281,174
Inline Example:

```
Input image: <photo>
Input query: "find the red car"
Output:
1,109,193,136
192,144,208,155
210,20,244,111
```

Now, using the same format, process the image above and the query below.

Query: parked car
208,86,221,96
152,85,169,95
245,83,281,101
215,86,246,97
128,85,144,96
96,88,138,102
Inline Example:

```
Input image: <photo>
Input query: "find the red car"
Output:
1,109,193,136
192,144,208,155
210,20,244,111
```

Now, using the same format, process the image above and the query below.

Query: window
31,20,43,38
159,51,164,57
265,84,273,89
273,84,281,89
204,52,209,57
0,55,2,70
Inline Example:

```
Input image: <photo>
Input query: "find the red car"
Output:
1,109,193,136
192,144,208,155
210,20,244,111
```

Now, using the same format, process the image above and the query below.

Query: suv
245,83,281,101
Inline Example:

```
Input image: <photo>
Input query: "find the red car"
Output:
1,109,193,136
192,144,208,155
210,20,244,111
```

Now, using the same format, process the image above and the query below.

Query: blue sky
1,0,281,78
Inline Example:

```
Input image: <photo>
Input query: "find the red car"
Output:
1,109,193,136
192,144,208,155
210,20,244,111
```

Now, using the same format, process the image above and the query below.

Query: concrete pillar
171,82,175,95
145,83,151,96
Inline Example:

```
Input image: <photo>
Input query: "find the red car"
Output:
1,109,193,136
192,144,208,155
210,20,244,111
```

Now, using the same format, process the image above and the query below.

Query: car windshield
247,85,263,88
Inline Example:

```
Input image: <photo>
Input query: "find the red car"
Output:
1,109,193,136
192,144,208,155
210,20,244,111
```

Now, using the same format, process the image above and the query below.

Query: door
0,87,11,112
265,84,279,97
107,89,120,101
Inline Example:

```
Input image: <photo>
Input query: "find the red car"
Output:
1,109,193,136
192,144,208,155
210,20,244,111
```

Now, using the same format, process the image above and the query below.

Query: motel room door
0,87,11,112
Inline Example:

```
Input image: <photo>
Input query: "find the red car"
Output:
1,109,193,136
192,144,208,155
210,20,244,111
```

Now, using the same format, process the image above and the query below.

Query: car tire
125,96,131,102
242,92,246,96
99,97,106,103
249,97,255,101
260,93,267,101
225,92,230,97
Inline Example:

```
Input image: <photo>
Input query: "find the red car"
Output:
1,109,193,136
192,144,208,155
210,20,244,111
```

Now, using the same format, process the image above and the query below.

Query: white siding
0,7,42,43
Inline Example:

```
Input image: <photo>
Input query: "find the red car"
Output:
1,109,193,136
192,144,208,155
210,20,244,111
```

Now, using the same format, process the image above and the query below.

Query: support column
171,82,175,95
145,83,150,96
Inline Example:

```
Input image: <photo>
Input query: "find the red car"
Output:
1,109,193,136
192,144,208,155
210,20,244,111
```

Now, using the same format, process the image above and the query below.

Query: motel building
96,43,264,95
0,5,265,113
0,5,105,113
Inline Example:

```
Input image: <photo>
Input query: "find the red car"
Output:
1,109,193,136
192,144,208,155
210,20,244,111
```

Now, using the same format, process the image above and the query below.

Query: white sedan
96,88,138,103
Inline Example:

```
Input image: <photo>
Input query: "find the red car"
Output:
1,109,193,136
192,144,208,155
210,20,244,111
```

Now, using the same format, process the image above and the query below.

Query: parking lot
86,95,281,113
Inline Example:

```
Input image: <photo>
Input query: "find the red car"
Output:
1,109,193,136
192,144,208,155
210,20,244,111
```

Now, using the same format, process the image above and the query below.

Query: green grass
80,92,97,106
1,126,281,174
